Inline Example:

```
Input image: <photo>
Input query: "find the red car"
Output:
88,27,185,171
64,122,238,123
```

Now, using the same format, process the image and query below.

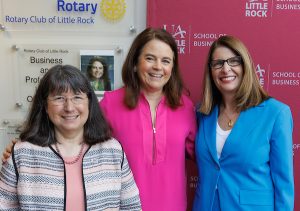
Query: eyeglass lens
48,95,87,105
210,56,242,69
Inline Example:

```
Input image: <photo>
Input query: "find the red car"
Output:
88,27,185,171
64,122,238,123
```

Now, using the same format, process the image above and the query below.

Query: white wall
0,0,147,165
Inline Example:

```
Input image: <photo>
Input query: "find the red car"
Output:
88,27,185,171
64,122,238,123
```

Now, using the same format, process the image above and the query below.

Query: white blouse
216,122,231,159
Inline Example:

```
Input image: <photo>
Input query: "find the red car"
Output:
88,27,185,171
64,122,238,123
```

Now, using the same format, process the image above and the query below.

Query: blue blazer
193,98,294,211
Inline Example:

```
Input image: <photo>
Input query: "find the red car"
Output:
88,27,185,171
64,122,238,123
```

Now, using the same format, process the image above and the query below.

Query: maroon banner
147,0,300,210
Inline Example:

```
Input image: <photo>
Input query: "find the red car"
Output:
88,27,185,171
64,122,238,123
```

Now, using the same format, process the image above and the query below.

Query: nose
153,61,162,70
221,62,231,73
63,98,75,111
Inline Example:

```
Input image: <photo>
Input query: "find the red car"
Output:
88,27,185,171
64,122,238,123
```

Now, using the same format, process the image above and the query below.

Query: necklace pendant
228,119,233,128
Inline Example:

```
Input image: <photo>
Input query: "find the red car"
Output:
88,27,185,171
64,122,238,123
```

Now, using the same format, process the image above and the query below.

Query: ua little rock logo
256,64,266,87
163,24,187,54
245,0,269,18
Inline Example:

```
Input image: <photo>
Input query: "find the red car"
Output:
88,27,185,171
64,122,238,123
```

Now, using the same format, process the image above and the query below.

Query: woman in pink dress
100,28,197,211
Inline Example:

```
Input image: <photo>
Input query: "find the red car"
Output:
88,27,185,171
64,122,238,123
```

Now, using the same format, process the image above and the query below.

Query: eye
53,96,64,100
145,56,155,62
228,57,241,65
50,96,65,104
72,95,86,104
74,95,84,100
162,59,171,65
211,60,223,66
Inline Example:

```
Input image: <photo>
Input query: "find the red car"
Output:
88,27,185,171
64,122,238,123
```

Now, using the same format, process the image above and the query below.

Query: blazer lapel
219,102,266,161
203,106,219,165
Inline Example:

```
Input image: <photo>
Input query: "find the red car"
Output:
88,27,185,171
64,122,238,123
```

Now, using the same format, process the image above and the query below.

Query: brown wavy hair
122,27,185,109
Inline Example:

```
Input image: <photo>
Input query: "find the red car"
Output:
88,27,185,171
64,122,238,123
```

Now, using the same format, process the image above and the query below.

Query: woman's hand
1,139,17,163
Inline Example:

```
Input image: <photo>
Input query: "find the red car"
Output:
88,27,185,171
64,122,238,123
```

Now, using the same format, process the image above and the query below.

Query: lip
148,73,163,78
219,75,236,82
62,115,79,120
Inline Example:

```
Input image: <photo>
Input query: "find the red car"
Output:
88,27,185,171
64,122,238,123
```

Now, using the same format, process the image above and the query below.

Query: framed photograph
80,50,114,96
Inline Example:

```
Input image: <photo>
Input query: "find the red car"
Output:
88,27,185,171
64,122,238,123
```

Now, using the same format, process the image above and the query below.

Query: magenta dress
100,88,196,211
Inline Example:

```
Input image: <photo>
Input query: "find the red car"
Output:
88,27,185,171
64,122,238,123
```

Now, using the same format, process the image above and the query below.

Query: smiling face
136,39,174,94
46,90,89,136
211,46,243,97
91,61,104,79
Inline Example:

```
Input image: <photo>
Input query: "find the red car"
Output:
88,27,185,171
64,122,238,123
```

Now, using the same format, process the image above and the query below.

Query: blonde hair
200,35,269,114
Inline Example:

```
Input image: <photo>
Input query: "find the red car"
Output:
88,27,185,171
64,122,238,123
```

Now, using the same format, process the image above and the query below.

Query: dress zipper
145,97,160,165
152,126,157,165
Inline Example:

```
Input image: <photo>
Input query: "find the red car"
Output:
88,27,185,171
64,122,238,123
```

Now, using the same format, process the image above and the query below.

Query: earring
134,66,137,72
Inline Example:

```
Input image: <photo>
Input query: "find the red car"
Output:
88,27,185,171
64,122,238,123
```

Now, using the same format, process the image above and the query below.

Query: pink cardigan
100,88,196,211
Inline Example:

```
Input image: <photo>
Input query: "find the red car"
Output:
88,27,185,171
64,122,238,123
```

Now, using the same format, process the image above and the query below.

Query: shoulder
100,87,125,108
102,87,125,100
264,97,290,109
87,139,124,164
90,138,123,154
101,138,123,151
260,98,291,114
13,141,55,165
195,105,218,125
181,94,193,104
180,94,195,110
245,98,293,126
14,141,45,152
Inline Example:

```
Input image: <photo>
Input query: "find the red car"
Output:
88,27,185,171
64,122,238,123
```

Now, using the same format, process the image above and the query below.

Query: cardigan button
215,164,220,170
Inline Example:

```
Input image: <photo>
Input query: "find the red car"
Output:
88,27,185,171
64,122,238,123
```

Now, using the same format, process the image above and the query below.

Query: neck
142,89,163,108
142,89,164,126
219,98,240,130
54,139,84,157
55,129,84,145
221,95,237,112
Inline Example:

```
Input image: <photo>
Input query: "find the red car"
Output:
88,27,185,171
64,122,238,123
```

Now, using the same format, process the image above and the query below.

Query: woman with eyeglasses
0,65,141,210
192,35,294,211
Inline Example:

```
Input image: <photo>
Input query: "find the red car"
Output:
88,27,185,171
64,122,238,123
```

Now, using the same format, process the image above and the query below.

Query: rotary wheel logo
100,0,127,22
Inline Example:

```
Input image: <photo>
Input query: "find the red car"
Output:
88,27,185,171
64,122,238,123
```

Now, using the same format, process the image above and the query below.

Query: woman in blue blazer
193,35,294,211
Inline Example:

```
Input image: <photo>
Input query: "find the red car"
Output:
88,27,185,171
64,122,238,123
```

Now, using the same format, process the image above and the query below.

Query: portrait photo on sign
80,50,114,95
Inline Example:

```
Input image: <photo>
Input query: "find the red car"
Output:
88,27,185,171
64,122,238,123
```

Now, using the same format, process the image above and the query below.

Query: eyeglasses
48,95,87,106
210,56,242,69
